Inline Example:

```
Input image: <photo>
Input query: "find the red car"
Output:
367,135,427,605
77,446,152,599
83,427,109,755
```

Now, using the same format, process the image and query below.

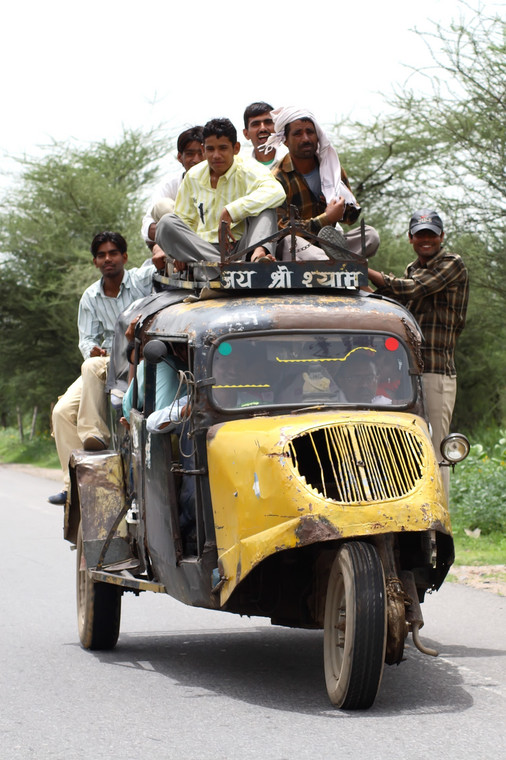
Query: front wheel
323,541,387,709
76,523,121,650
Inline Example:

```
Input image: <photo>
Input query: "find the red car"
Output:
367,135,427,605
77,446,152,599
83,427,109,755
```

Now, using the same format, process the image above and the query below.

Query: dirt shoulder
448,565,506,596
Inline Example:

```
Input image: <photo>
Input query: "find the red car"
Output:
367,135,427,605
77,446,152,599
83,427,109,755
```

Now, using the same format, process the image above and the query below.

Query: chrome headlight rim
440,432,470,463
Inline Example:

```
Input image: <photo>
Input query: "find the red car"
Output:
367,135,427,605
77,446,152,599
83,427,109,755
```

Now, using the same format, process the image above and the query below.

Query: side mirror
143,339,168,364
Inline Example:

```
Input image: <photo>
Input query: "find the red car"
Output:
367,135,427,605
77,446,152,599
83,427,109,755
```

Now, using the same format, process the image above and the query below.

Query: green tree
334,2,506,430
0,128,169,430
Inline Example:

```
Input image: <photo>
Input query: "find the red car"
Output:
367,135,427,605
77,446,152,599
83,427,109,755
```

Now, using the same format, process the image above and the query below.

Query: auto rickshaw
64,227,469,710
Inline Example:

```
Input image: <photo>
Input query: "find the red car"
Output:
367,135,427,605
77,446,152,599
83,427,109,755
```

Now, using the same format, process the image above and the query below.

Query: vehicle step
89,568,165,593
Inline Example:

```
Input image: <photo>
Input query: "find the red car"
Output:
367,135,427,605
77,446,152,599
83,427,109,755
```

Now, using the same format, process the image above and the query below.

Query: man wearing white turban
264,107,379,261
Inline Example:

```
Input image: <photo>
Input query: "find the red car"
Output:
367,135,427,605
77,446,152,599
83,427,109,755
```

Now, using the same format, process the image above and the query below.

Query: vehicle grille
287,423,425,503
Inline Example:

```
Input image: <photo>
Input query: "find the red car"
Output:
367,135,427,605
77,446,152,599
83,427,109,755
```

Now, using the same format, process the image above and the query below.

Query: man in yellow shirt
155,118,286,263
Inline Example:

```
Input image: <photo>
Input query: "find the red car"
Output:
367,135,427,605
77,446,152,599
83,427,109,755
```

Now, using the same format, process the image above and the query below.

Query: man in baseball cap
367,208,469,497
409,209,444,235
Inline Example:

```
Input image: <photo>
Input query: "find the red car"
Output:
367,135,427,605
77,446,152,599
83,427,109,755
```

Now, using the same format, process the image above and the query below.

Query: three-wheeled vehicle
64,227,469,709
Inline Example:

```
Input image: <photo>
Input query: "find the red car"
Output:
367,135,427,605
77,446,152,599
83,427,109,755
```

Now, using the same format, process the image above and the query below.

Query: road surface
1,464,505,759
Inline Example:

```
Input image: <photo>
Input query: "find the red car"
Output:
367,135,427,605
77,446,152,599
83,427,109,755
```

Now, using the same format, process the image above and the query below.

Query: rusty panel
147,293,423,350
207,411,449,605
72,450,132,569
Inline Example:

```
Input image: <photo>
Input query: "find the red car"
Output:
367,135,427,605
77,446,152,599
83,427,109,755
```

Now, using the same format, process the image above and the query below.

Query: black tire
323,541,387,709
76,523,121,650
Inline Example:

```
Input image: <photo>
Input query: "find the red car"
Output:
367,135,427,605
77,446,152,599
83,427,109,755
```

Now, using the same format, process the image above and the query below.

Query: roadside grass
0,427,59,469
450,429,506,566
452,531,506,566
1,425,504,569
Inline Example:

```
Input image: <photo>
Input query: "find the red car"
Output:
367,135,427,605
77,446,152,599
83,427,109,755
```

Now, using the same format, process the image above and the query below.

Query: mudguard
65,450,133,569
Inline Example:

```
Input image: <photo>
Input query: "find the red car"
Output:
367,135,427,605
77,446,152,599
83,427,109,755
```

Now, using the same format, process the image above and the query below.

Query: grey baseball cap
409,209,444,235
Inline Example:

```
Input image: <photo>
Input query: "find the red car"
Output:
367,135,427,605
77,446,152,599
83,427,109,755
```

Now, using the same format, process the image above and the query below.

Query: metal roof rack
153,209,368,293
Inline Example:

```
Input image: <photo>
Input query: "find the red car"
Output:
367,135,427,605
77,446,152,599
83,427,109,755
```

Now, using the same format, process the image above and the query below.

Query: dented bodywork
63,254,468,709
66,450,132,569
66,285,454,642
147,292,422,352
207,410,448,604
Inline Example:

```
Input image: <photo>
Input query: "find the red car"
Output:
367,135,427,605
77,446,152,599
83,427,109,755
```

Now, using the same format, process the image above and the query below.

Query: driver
337,352,391,405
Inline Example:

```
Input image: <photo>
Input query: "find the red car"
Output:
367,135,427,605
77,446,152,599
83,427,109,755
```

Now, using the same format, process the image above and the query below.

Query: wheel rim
326,568,348,680
76,524,91,639
324,541,386,709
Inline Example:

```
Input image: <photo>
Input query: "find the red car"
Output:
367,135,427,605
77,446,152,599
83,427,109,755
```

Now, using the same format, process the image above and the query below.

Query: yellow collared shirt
174,155,286,243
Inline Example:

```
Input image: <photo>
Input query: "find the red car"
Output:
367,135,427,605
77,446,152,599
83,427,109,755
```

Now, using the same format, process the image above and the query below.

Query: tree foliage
1,2,504,437
335,2,506,430
0,128,169,429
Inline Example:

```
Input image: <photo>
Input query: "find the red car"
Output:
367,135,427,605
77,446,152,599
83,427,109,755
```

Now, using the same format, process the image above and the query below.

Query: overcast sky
0,0,496,186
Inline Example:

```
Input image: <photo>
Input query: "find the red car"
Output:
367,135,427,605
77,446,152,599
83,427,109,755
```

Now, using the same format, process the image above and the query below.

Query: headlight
440,433,470,463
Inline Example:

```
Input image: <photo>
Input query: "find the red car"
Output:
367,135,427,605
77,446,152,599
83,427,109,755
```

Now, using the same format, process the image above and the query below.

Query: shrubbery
0,428,59,468
451,431,506,534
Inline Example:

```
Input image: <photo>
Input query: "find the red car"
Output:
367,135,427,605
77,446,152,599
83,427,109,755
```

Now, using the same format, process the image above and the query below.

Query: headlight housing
440,433,470,463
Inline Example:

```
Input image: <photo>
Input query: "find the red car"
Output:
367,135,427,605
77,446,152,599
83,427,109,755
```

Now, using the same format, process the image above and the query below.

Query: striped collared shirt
174,155,286,243
78,263,155,359
378,249,469,375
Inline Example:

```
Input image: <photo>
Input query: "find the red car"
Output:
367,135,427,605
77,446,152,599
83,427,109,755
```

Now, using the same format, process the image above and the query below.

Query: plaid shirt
377,249,469,375
272,155,355,232
272,155,327,233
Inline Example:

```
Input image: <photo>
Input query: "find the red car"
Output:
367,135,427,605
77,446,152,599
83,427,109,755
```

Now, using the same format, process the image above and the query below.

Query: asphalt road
1,464,505,760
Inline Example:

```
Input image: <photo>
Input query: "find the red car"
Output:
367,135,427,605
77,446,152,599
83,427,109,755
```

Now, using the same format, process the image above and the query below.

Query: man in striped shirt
155,118,286,264
48,231,157,504
368,209,469,495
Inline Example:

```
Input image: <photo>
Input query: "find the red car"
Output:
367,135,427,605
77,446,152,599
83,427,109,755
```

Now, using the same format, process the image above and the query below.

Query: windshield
210,333,414,410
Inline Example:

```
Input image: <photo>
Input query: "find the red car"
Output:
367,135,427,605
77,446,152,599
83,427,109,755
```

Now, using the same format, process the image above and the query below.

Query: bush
0,428,59,468
451,431,506,534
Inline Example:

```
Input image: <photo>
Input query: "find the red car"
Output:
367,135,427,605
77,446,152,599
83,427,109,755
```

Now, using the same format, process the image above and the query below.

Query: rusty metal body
65,259,459,703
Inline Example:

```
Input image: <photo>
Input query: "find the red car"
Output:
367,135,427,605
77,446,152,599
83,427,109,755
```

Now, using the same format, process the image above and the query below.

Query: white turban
262,106,357,208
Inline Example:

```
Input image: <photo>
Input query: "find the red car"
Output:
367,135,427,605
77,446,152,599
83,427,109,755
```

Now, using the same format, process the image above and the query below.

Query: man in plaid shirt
368,209,469,494
266,108,379,260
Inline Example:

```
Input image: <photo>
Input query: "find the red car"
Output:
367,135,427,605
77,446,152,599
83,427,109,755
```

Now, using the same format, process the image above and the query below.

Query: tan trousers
52,356,110,488
156,210,278,260
422,372,457,498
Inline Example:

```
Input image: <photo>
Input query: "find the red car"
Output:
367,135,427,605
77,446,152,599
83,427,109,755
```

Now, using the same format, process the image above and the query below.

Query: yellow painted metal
207,411,449,604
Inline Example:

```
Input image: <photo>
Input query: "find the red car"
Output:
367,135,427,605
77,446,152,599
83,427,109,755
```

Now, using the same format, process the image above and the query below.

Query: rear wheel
324,541,387,709
76,523,121,650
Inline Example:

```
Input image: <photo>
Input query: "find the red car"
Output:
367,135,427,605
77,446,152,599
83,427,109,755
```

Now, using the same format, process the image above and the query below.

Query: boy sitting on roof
155,117,286,264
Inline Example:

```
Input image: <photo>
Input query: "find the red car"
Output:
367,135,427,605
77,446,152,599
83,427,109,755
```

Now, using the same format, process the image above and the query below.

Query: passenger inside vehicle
376,347,403,401
144,347,196,552
336,351,392,405
121,328,188,427
212,340,274,408
210,334,411,409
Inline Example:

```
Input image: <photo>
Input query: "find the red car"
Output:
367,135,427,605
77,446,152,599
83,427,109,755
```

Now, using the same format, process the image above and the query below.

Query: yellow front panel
207,411,448,604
